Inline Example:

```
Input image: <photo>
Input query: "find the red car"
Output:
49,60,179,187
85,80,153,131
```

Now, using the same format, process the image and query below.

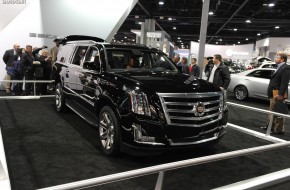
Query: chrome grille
157,92,223,127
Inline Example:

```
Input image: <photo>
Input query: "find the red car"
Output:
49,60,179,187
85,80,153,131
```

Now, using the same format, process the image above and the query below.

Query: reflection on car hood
113,70,220,93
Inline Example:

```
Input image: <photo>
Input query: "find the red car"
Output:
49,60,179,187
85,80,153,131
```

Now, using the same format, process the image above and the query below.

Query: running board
66,99,98,127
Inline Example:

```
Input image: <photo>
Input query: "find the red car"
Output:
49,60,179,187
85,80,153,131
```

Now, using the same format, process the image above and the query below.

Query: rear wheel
234,85,248,100
55,83,67,112
98,106,120,156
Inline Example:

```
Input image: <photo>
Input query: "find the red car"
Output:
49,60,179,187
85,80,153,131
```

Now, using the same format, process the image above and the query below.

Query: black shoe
271,131,285,135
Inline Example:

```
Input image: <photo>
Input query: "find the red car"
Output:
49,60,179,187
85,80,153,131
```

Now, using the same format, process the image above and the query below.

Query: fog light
132,123,155,143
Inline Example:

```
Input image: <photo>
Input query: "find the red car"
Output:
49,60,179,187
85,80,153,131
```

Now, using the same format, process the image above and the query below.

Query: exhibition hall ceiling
115,0,290,48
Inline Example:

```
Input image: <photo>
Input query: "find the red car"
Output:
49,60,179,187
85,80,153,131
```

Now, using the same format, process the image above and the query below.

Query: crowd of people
2,39,60,95
172,54,231,90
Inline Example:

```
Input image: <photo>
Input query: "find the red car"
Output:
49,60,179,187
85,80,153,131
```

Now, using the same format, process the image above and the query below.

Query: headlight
123,86,151,116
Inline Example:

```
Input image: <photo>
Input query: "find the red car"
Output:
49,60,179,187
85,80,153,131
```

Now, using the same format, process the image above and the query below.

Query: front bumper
120,109,228,154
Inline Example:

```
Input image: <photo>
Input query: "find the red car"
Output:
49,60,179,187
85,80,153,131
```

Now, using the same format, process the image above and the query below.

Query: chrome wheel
99,112,114,151
55,87,61,110
98,106,120,155
55,83,66,112
234,86,248,100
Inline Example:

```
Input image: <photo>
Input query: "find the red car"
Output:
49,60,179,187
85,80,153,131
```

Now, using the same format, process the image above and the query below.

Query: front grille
158,92,223,127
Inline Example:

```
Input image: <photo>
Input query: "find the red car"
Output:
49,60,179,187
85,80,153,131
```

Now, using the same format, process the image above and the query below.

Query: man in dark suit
207,54,231,90
266,52,290,134
2,43,20,93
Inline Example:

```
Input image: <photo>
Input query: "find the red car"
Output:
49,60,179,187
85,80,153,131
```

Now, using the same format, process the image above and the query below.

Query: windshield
106,49,178,72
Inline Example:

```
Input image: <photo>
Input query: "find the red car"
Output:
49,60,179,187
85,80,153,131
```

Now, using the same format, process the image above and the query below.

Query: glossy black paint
53,42,228,155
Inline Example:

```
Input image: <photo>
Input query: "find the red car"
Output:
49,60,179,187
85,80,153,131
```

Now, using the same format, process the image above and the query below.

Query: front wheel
234,85,248,100
98,106,120,156
55,83,67,112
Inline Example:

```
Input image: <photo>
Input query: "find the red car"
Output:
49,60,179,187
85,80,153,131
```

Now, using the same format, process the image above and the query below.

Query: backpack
12,60,22,76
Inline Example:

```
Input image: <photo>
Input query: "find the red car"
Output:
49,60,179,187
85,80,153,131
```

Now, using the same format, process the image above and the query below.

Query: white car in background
227,68,290,104
258,62,277,69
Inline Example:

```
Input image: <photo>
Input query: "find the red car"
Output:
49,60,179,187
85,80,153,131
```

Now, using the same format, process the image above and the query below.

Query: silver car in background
227,68,290,104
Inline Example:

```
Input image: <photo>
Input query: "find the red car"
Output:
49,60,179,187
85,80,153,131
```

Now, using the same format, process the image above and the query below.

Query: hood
112,70,220,93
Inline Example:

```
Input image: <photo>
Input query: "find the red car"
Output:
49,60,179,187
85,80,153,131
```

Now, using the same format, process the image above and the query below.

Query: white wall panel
0,0,137,89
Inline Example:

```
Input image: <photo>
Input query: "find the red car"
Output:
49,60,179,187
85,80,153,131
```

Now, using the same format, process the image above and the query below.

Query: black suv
53,35,228,156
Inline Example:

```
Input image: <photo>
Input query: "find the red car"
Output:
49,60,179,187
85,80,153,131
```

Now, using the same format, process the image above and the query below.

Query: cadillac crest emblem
193,102,205,116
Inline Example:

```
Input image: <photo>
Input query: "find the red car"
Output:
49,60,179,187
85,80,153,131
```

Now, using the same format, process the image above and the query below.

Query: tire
55,83,67,112
98,106,120,156
234,85,248,100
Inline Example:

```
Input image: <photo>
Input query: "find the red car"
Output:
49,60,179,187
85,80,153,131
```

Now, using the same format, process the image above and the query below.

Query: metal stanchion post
155,171,165,190
266,114,274,136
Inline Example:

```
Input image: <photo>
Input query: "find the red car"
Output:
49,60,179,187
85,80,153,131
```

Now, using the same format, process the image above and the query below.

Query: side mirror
83,61,100,71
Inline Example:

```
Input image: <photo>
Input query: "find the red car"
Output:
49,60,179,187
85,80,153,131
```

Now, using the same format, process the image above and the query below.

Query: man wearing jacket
207,54,231,90
2,43,20,94
265,52,290,134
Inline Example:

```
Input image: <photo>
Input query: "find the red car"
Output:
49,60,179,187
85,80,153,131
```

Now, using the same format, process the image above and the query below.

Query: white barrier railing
37,142,290,190
228,101,289,136
0,80,54,98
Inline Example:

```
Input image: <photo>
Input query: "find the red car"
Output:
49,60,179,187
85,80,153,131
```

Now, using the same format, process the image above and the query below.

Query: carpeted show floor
0,96,290,190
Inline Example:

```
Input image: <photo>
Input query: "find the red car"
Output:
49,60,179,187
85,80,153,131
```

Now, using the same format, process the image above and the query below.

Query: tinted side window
83,47,101,71
72,46,88,66
247,70,273,79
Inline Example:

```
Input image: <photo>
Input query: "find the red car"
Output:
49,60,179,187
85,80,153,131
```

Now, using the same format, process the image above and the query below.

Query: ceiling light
246,38,249,40
178,37,181,39
124,36,127,39
209,11,214,15
268,3,275,7
219,39,222,41
160,16,164,19
168,17,172,21
238,41,240,44
173,27,176,30
257,33,261,36
263,3,268,6
132,39,135,41
135,15,139,19
159,1,164,5
246,20,251,23
234,28,237,31
216,42,218,44
275,26,280,29
138,22,142,25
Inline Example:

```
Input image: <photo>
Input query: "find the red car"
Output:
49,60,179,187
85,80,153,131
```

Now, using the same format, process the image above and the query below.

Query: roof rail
60,35,106,45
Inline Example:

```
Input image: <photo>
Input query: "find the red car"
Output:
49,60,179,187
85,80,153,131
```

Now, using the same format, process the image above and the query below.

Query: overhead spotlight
238,41,240,44
168,17,172,21
246,38,249,40
246,20,251,23
178,37,181,39
209,11,214,15
257,33,261,36
135,15,139,19
138,22,142,25
234,28,237,31
173,27,176,30
268,3,275,7
216,42,218,44
159,0,164,5
275,26,280,29
124,36,127,39
160,16,164,19
219,39,222,41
